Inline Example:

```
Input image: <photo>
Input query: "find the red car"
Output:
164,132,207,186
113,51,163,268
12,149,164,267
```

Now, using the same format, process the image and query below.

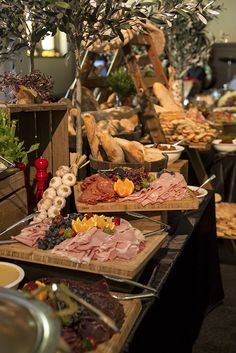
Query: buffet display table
122,192,224,353
0,192,223,353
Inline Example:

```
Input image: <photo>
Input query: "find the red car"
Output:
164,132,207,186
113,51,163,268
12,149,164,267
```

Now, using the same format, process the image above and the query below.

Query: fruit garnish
114,178,134,197
72,215,115,234
52,215,64,223
85,213,93,219
24,280,48,301
64,227,74,238
112,217,120,226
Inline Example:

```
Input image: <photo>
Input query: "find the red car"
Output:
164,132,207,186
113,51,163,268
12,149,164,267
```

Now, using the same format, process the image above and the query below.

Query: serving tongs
0,212,37,243
30,283,119,332
104,275,156,300
126,211,171,232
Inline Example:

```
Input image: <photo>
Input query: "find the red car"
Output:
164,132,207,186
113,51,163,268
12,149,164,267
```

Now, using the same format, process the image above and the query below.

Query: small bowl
153,144,185,165
188,186,208,202
212,139,236,153
0,262,25,289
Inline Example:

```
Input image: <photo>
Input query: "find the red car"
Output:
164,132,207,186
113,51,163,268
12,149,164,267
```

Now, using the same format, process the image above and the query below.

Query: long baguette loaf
114,138,145,163
153,82,183,112
83,113,103,160
97,131,125,163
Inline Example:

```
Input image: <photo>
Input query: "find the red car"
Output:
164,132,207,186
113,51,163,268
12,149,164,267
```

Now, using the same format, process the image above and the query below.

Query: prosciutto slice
52,219,145,264
12,219,51,247
121,172,188,206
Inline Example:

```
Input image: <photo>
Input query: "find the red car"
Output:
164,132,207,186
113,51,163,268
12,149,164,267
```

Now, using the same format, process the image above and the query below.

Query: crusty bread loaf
144,148,165,162
83,113,103,160
97,131,125,163
153,82,183,112
154,104,168,114
114,138,145,163
119,119,135,132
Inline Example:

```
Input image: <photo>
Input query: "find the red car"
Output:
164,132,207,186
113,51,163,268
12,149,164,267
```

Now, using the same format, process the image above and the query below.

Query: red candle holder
34,157,48,204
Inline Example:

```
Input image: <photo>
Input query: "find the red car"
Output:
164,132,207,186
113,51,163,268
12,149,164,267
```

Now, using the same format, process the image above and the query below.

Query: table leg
186,147,213,189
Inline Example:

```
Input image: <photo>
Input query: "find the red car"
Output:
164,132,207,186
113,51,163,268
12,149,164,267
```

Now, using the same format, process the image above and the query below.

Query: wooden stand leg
186,147,213,189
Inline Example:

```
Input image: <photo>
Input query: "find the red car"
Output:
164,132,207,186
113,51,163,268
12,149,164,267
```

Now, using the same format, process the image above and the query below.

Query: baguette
114,138,145,163
153,82,183,112
97,131,125,163
82,113,103,160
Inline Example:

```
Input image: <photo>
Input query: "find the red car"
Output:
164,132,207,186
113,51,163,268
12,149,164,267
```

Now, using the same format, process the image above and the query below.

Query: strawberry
112,217,120,226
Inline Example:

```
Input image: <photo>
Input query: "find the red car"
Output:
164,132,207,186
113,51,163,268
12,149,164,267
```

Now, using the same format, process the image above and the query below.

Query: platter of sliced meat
74,170,199,212
21,277,142,353
0,213,168,279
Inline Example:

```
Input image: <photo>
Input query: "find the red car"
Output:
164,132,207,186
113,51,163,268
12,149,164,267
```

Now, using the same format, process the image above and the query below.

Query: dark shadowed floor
193,241,236,353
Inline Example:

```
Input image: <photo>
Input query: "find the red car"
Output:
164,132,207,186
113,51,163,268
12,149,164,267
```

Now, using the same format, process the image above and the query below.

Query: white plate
188,186,208,202
212,139,236,153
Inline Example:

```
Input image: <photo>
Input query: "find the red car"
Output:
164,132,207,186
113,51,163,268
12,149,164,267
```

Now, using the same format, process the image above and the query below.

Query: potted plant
108,66,136,106
0,109,39,166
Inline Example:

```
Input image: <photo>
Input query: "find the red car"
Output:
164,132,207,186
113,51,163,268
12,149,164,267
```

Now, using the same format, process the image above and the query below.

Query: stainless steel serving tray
0,288,61,353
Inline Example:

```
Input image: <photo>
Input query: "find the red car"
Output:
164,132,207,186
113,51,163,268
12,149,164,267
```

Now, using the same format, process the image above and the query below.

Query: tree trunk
29,46,35,73
74,49,82,155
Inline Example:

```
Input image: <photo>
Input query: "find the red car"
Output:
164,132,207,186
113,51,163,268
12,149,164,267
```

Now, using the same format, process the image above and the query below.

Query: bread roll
83,113,103,160
119,119,135,132
114,138,145,163
97,131,125,163
153,82,183,112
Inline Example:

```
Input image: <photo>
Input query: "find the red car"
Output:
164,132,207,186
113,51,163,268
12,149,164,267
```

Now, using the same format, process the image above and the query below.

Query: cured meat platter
94,297,141,353
74,182,199,212
0,212,168,279
0,232,167,279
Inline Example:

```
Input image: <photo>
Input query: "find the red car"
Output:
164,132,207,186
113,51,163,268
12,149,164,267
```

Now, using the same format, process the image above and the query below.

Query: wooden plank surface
94,298,141,353
0,103,67,113
0,187,28,232
0,232,167,279
74,183,199,213
0,170,25,200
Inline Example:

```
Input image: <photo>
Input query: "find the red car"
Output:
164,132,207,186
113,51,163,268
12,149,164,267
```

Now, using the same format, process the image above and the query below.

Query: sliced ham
121,172,188,206
52,219,145,264
12,219,51,247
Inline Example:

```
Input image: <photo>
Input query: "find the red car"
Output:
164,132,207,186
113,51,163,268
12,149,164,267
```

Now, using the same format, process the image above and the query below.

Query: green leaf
55,1,71,9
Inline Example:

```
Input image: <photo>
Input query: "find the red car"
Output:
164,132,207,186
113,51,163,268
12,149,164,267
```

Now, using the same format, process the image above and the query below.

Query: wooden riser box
0,170,28,236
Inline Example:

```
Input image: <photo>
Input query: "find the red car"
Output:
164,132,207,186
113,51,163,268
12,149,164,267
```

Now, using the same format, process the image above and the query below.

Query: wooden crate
0,169,27,234
0,103,69,209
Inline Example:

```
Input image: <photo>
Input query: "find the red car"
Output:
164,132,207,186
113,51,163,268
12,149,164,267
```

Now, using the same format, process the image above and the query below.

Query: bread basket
89,154,168,173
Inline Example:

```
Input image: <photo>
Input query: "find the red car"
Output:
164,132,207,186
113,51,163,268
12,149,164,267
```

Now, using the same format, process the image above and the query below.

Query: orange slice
114,178,135,197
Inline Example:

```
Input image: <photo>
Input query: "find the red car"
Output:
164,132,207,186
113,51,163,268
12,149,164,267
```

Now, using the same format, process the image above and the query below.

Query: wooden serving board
74,183,199,213
94,298,141,353
188,141,212,150
0,232,167,279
